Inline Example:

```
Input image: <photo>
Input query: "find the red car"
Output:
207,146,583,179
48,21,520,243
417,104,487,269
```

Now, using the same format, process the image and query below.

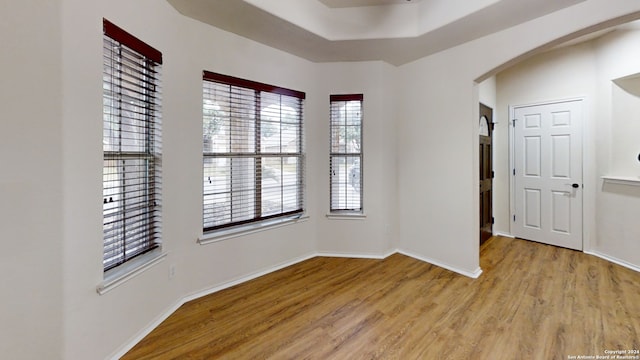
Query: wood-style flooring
122,237,640,359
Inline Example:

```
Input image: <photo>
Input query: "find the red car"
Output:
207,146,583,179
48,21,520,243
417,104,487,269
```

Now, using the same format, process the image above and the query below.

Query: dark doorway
479,103,493,245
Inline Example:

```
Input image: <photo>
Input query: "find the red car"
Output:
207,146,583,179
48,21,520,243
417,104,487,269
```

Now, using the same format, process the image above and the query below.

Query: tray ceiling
167,0,587,65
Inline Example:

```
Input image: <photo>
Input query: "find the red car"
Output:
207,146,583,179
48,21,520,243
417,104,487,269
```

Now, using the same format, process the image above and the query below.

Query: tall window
102,19,162,271
330,94,363,212
203,71,305,232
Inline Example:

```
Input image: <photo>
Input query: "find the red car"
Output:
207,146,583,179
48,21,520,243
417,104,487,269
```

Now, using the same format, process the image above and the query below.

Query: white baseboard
380,249,397,259
183,252,317,303
493,232,515,238
584,250,640,273
397,249,483,279
109,299,184,360
109,252,317,360
317,249,396,260
110,248,483,358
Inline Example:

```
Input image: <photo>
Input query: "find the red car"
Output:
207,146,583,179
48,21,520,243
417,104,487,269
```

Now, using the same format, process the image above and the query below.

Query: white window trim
326,212,367,220
198,214,309,245
97,249,167,295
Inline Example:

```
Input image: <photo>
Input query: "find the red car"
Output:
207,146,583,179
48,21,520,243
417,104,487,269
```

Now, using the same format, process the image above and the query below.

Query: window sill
326,212,367,220
198,214,309,245
97,249,167,295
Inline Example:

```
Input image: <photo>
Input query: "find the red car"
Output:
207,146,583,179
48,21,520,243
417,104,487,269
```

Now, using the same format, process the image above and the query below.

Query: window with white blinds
330,94,363,212
102,19,162,271
203,71,305,232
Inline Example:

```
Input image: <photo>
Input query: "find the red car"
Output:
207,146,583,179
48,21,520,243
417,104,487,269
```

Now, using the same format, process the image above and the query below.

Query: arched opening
478,15,640,271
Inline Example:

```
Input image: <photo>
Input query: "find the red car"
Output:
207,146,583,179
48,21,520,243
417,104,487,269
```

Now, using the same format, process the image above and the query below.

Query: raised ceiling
166,0,586,65
318,0,423,8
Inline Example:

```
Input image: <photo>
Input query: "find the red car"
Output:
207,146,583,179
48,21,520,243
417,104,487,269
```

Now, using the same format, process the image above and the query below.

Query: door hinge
492,170,495,178
512,119,516,127
513,169,516,176
492,217,495,224
513,215,516,222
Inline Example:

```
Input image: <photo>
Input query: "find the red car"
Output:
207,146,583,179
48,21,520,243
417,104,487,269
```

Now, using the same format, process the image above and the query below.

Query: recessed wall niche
611,74,640,177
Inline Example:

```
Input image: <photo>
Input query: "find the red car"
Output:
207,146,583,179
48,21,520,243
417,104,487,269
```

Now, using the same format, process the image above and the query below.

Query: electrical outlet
169,264,176,279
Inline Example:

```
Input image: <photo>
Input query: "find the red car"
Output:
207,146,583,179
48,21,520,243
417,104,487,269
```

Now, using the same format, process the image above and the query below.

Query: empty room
2,0,640,359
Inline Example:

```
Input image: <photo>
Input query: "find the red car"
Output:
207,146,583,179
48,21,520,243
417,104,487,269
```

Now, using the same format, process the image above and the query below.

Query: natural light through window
202,71,305,232
102,19,163,271
330,94,363,213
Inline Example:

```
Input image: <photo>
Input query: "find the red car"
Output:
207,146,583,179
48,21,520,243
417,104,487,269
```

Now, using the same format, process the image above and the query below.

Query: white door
512,100,583,250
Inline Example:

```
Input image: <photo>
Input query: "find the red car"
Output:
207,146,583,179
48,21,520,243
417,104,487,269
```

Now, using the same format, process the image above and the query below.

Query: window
102,19,162,271
202,71,305,232
330,94,363,212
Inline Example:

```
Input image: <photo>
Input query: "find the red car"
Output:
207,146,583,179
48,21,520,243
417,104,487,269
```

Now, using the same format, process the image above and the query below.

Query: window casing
102,19,162,271
202,71,305,232
330,94,363,212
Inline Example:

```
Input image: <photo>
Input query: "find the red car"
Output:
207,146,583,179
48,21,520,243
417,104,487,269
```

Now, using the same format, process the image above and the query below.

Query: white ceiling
166,0,587,65
318,0,422,8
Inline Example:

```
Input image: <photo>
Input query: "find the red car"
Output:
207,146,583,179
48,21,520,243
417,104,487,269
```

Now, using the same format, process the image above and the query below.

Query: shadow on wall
602,182,640,196
611,75,640,177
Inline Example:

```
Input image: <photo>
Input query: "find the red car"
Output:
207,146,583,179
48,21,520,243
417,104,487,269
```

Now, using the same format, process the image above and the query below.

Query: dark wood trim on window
330,94,364,102
202,71,305,232
203,70,305,99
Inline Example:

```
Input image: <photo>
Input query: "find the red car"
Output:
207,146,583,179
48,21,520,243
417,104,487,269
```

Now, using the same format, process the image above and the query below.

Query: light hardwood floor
123,237,640,359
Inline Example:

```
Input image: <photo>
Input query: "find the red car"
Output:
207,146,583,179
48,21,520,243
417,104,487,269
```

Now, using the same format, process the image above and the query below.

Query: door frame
508,97,592,251
479,103,493,245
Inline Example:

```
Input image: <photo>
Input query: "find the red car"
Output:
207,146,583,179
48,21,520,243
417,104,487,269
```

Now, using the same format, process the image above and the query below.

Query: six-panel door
513,100,583,250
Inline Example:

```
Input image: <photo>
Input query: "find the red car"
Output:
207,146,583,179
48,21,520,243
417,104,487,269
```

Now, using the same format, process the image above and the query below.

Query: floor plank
122,237,640,359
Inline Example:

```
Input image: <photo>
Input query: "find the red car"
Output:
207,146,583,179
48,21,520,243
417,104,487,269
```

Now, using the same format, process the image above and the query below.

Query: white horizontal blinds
260,91,304,217
203,71,305,231
330,94,363,212
103,19,162,271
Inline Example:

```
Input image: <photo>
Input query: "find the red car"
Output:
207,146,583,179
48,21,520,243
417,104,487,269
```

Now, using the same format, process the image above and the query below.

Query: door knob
572,183,579,188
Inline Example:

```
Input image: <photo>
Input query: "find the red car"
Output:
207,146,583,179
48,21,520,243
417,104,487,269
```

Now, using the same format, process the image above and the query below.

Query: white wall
4,0,640,359
315,61,398,257
495,25,640,270
61,0,321,359
397,53,481,274
0,1,64,359
610,80,640,174
58,0,401,358
592,29,640,268
479,76,497,110
495,43,598,239
395,0,640,276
